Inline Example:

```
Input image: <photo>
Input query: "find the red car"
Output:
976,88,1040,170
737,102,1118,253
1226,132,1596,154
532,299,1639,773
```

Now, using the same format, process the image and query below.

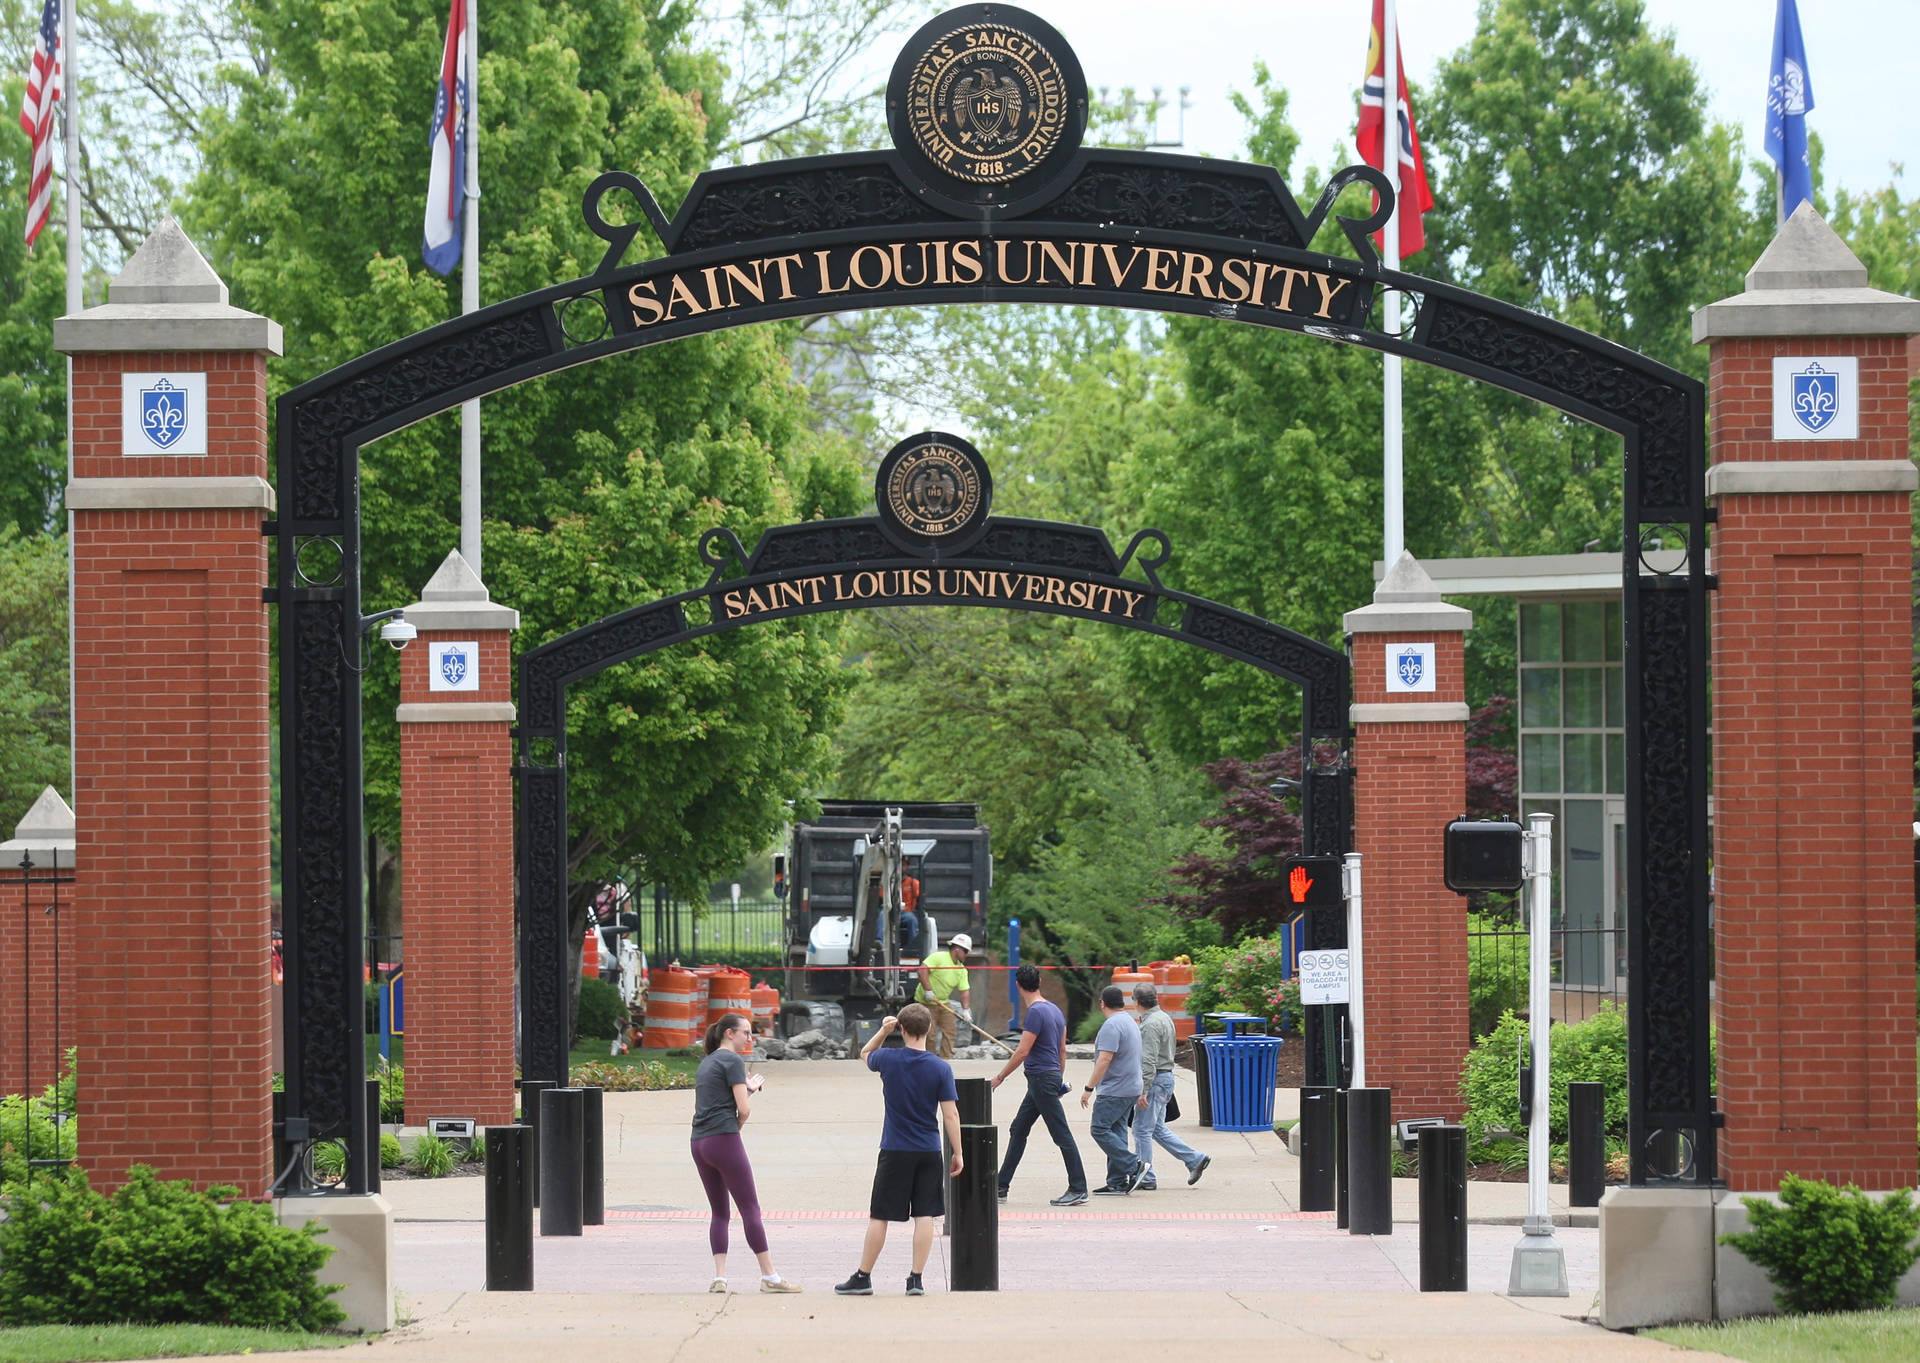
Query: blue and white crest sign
429,639,480,692
1384,641,1436,694
120,372,208,455
1772,356,1858,441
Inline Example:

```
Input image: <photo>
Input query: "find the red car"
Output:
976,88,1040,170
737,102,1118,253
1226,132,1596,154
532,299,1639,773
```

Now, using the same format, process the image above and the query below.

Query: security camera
379,618,417,650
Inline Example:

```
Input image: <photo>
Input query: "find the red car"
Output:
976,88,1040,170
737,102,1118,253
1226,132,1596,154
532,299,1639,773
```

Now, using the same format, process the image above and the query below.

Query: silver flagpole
1381,0,1404,568
63,0,81,805
459,0,482,574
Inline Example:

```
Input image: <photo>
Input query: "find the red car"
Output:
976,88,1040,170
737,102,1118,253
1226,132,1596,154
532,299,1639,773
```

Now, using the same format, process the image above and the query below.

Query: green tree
0,529,69,823
176,0,867,1036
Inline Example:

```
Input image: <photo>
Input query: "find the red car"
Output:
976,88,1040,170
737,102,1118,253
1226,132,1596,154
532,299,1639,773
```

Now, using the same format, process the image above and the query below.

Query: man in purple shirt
989,963,1089,1206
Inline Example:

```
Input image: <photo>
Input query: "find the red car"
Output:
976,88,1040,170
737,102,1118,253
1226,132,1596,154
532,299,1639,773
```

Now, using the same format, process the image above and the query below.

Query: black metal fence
4,853,77,1185
1467,922,1627,1041
623,894,787,971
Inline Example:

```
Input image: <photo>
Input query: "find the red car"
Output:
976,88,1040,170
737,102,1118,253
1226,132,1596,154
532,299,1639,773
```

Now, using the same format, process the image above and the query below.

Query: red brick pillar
397,551,519,1125
1345,554,1472,1119
54,221,281,1193
0,787,78,1094
1694,204,1920,1191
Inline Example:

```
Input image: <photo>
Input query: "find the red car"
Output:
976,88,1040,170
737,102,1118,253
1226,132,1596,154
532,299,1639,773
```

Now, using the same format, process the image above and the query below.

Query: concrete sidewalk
320,1060,1697,1363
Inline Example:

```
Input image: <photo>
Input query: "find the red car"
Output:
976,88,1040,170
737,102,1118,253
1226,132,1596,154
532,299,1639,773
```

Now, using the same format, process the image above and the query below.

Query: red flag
17,0,61,248
1356,0,1434,261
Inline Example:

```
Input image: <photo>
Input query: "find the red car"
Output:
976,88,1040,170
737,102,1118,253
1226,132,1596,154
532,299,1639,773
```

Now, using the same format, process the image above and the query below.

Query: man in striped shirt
1131,983,1210,1190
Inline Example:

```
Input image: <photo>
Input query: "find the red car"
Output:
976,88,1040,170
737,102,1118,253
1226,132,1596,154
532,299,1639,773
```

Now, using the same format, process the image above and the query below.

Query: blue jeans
998,1070,1087,1195
1134,1071,1203,1180
1090,1092,1145,1188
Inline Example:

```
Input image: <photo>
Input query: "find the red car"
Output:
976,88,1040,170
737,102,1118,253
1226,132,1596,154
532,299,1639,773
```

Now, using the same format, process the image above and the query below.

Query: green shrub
576,976,623,1042
1189,934,1299,1030
307,1141,345,1184
1466,912,1526,1039
379,1133,403,1169
568,1059,694,1092
372,1064,404,1122
1458,1005,1629,1155
0,1166,345,1330
1721,1175,1920,1314
406,1135,455,1178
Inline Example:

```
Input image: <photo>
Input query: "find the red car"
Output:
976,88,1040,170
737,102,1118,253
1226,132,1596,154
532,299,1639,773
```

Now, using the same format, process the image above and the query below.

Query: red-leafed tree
1164,699,1518,937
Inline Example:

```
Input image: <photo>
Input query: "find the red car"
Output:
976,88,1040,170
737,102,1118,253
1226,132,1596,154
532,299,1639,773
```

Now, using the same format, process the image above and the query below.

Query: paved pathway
306,1059,1716,1362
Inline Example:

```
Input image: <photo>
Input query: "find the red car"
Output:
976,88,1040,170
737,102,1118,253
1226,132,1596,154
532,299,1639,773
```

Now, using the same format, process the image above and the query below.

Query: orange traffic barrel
1152,960,1196,1039
1111,968,1154,1021
707,967,753,1031
641,966,696,1048
687,966,717,1030
581,928,600,978
750,983,780,1035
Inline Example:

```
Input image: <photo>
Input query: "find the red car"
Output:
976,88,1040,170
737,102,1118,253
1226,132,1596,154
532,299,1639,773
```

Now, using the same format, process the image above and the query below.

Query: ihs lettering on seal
888,443,981,537
907,24,1067,184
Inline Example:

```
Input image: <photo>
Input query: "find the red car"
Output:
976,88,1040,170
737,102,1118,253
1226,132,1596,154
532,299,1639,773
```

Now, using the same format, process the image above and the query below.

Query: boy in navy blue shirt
835,1004,961,1296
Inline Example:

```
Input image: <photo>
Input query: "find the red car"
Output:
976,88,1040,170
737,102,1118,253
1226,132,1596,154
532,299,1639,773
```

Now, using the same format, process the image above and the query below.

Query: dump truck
780,800,991,1041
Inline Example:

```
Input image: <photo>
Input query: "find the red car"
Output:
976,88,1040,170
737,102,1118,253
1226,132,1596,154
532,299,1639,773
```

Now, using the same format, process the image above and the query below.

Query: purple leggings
689,1132,768,1256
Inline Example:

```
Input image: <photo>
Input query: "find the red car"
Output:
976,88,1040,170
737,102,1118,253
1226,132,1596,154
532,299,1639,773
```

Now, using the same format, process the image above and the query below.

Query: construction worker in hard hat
915,931,972,1059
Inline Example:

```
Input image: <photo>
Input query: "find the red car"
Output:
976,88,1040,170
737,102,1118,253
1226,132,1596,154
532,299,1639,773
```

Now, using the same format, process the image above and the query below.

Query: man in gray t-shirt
1078,984,1149,1194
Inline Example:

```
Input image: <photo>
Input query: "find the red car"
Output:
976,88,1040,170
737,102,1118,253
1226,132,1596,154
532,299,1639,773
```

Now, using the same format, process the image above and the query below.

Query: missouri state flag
422,0,470,276
1355,0,1434,260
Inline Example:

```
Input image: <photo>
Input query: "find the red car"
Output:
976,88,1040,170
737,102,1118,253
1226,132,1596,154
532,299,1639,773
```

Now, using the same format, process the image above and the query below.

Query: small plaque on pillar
429,640,480,692
1383,641,1436,693
121,373,208,455
1771,356,1859,440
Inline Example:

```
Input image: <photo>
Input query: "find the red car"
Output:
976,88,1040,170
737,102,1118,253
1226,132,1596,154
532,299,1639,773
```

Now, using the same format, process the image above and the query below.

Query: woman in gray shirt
689,1012,800,1293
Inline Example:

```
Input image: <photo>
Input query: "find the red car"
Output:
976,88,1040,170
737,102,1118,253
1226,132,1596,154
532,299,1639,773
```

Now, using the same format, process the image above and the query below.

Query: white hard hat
947,933,972,955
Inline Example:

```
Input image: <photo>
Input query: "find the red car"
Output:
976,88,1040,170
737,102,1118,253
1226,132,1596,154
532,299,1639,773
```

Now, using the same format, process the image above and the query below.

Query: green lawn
1646,1308,1920,1361
0,1324,356,1363
569,1043,702,1081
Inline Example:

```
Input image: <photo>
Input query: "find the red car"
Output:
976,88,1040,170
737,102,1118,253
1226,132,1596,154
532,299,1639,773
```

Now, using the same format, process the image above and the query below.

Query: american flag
18,0,61,248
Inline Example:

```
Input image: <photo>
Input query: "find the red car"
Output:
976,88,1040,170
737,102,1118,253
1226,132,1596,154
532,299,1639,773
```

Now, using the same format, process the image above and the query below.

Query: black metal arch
274,144,1710,1197
513,512,1354,1087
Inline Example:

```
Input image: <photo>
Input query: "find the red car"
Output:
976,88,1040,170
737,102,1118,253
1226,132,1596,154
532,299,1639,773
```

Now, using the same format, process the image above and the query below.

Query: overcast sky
945,1,1917,199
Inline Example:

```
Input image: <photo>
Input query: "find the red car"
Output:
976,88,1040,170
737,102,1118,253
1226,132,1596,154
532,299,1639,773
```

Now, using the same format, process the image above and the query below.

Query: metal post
485,1124,534,1290
1568,1082,1605,1207
1191,1033,1211,1127
520,1079,556,1208
945,1077,993,1237
366,1077,383,1193
1345,1087,1392,1235
1298,1085,1337,1211
950,1124,998,1291
1509,812,1568,1295
1343,853,1365,1087
539,1087,585,1236
1335,1087,1350,1230
1006,918,1022,1029
271,1089,294,1189
580,1086,604,1226
1417,1125,1467,1290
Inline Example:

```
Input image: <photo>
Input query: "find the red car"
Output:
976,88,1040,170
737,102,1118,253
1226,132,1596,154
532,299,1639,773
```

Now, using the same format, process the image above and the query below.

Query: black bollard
1568,1082,1605,1207
950,1124,999,1291
1346,1086,1393,1235
1335,1088,1350,1229
539,1087,585,1236
366,1078,383,1194
1191,1035,1212,1127
272,1090,294,1188
1417,1125,1468,1290
580,1086,605,1226
1297,1086,1337,1211
520,1079,556,1209
485,1124,534,1290
955,1076,992,1126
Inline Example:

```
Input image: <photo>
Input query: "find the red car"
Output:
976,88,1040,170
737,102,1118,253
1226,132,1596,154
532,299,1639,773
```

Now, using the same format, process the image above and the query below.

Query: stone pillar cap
1344,552,1473,633
402,550,520,632
54,218,283,354
1693,203,1920,341
0,786,76,868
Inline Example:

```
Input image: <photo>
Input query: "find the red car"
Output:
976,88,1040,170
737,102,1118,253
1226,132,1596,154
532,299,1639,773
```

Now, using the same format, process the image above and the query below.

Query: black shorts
870,1148,945,1222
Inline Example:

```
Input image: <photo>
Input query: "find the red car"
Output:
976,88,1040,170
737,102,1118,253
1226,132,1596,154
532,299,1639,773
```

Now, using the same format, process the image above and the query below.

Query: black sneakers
905,1273,925,1296
834,1269,873,1296
1048,1189,1088,1206
1187,1155,1212,1186
1091,1183,1129,1196
1124,1160,1152,1192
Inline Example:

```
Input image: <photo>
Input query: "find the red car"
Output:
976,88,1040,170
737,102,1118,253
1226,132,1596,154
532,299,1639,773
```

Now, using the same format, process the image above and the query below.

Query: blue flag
1765,0,1815,219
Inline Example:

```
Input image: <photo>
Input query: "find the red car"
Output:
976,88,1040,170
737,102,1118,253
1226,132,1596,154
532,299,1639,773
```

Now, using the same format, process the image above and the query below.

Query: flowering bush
1188,935,1300,1032
569,1059,692,1092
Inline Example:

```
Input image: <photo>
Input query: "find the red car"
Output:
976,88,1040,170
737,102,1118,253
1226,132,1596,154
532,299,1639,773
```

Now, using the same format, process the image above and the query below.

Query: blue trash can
1206,1036,1282,1132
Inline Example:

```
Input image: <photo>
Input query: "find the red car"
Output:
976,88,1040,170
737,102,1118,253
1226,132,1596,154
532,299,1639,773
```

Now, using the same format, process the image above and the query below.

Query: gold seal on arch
886,441,983,538
903,22,1071,186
